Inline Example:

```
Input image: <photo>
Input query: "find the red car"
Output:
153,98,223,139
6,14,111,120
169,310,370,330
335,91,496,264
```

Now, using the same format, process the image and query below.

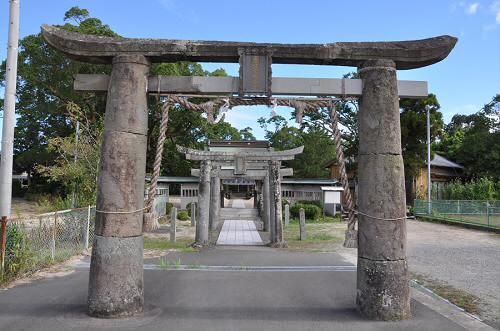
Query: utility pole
0,0,21,219
426,105,432,214
71,121,80,208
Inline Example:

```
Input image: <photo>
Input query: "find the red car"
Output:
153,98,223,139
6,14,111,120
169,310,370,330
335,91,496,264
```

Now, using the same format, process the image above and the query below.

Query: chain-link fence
414,199,500,230
1,207,95,282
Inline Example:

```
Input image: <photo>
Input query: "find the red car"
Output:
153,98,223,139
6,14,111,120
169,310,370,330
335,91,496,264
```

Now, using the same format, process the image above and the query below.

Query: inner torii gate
179,145,303,246
41,25,456,320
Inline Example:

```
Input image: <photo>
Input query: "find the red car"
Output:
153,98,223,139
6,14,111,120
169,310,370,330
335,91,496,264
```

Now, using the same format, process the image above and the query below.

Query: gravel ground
407,219,500,324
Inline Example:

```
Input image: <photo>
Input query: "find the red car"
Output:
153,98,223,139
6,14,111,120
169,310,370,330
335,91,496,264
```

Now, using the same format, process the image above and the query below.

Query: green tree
258,116,335,178
0,7,115,193
1,7,244,196
239,127,256,141
436,94,499,179
399,94,444,180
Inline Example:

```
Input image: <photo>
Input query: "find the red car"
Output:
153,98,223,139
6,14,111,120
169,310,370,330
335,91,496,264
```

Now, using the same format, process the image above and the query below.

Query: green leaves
400,94,444,179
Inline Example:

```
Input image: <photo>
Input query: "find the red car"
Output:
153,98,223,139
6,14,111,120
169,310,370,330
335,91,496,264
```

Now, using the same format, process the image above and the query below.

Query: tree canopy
0,7,254,203
435,94,499,180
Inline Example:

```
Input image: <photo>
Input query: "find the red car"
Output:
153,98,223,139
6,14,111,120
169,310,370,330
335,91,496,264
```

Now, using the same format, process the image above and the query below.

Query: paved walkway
216,220,263,245
217,199,263,246
0,248,488,331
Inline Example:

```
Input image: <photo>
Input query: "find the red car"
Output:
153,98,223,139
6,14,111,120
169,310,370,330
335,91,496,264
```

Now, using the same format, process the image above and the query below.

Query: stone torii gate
41,25,456,320
179,145,302,246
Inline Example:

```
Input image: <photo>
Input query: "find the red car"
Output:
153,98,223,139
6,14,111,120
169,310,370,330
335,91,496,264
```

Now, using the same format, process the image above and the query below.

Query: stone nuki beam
42,25,457,70
177,145,304,161
73,74,428,98
191,168,293,179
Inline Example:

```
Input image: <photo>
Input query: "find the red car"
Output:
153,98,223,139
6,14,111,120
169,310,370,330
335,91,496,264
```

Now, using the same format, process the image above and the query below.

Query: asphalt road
0,248,472,331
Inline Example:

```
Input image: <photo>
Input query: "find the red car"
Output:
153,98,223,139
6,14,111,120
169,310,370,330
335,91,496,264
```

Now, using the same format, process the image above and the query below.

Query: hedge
296,200,322,207
177,210,189,221
165,202,173,215
290,203,322,220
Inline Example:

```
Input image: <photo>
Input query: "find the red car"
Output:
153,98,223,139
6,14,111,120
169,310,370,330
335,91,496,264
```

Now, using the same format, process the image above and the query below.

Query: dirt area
407,219,500,324
10,197,39,219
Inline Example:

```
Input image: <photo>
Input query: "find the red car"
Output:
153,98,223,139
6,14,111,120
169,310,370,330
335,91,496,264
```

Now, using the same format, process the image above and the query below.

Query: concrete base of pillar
356,257,411,321
88,235,144,318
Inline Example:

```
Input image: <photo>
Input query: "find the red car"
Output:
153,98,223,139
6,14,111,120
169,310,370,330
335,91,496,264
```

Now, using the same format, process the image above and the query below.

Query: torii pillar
88,55,150,317
356,59,409,320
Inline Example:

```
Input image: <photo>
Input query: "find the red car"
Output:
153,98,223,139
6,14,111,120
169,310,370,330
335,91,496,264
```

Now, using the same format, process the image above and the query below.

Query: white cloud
492,0,500,23
466,2,480,14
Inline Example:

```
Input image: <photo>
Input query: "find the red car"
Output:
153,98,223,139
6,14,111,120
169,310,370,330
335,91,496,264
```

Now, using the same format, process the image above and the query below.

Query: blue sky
1,0,499,139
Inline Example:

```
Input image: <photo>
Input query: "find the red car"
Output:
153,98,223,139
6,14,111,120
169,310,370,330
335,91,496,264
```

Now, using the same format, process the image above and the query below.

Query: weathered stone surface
284,204,290,226
95,131,147,237
104,55,150,136
356,60,410,320
271,162,283,243
268,166,276,242
358,60,402,155
356,257,411,321
196,161,211,245
209,168,221,231
357,154,406,260
88,235,144,317
299,208,307,240
42,25,457,70
170,207,177,242
178,145,303,161
190,202,196,227
262,174,271,232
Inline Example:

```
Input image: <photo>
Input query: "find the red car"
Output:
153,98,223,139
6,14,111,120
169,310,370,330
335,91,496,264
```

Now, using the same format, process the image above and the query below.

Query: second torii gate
178,145,303,246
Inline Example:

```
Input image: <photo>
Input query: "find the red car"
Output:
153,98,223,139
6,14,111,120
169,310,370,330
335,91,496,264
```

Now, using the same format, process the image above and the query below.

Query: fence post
190,203,196,227
284,204,290,227
299,208,307,240
85,205,91,251
51,212,57,261
486,202,490,228
0,216,8,272
170,207,177,242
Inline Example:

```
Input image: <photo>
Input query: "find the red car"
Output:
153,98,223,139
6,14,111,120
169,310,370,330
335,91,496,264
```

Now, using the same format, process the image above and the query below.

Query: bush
440,177,498,200
291,203,322,220
186,202,195,216
2,224,34,282
165,202,173,215
177,211,189,221
36,195,73,213
296,200,322,207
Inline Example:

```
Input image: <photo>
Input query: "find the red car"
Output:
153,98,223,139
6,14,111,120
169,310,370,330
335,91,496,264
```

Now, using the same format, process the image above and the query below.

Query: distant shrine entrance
41,24,456,321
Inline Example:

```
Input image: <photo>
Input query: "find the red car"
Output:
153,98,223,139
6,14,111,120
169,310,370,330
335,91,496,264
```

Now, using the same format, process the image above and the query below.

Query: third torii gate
41,24,457,321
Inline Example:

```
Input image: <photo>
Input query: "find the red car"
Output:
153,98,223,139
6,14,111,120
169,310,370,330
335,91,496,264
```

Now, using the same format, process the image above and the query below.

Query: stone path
230,199,246,208
216,199,263,246
216,220,263,245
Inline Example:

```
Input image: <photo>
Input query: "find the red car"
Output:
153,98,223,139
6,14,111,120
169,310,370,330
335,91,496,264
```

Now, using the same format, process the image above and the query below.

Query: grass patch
304,233,338,242
284,217,344,251
143,237,196,252
412,273,482,315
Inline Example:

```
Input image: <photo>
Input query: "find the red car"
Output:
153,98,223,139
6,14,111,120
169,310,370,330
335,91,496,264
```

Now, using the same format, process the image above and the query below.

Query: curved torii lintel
41,25,457,70
177,145,304,161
